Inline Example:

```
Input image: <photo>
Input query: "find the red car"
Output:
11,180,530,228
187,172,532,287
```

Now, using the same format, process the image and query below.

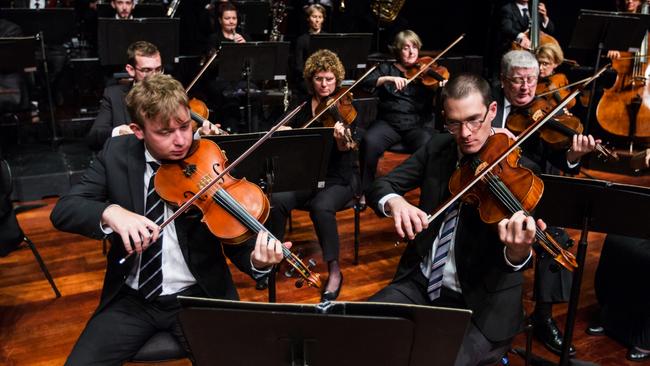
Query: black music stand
0,8,75,45
232,1,270,38
207,127,333,302
309,33,373,74
97,18,179,66
0,34,58,145
568,9,648,134
531,174,650,366
178,297,472,366
218,42,289,132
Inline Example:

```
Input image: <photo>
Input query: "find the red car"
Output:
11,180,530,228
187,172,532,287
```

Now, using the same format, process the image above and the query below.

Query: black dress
266,97,357,262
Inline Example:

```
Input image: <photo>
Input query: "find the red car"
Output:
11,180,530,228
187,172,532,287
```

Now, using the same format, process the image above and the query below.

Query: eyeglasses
506,75,537,86
445,109,489,133
134,66,164,75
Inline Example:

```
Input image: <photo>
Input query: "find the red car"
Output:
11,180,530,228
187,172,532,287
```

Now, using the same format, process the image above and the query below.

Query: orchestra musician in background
208,1,247,49
87,41,163,150
294,4,326,95
111,0,134,19
494,50,599,356
267,49,357,301
359,30,436,193
608,0,648,60
499,0,554,51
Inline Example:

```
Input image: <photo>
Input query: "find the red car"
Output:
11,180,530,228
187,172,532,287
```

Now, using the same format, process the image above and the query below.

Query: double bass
596,2,650,141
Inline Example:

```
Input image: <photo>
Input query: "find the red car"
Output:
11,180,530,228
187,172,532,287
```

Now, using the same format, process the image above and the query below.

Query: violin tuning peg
308,258,316,267
295,279,304,288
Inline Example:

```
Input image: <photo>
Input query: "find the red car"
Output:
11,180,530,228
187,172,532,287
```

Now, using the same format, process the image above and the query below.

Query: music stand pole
559,214,591,366
584,43,604,134
38,31,60,147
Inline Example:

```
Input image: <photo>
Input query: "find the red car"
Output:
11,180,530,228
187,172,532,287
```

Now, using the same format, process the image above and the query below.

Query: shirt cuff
378,193,401,217
99,204,120,234
516,32,525,42
566,159,580,169
111,125,124,137
503,246,532,270
250,258,272,279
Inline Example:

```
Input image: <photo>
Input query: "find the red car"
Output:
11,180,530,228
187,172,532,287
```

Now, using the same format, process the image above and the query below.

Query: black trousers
533,227,573,304
268,184,354,262
369,270,511,366
65,285,204,366
360,119,432,191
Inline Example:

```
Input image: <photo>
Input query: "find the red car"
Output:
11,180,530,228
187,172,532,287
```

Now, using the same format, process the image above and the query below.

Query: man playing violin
360,29,436,193
495,49,598,356
367,73,540,366
51,74,288,365
268,49,356,301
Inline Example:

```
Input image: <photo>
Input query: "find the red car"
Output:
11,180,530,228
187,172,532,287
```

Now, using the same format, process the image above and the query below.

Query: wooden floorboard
1,153,649,365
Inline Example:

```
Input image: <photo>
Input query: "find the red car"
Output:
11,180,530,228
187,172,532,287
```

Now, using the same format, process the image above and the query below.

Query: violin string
483,170,561,257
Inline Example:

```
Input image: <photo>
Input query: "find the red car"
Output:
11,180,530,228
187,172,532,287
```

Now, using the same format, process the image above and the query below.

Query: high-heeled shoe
320,274,343,302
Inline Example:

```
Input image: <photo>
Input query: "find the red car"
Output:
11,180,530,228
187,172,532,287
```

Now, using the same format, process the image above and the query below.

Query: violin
312,87,357,149
398,56,449,90
448,133,577,271
535,73,575,110
188,97,228,135
506,97,618,161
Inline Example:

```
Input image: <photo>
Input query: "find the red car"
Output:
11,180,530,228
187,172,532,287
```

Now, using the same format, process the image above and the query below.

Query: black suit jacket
51,135,256,314
367,134,527,342
86,84,132,151
498,1,555,53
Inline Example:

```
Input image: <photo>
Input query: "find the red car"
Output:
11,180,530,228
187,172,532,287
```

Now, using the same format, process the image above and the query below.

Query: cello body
596,51,650,139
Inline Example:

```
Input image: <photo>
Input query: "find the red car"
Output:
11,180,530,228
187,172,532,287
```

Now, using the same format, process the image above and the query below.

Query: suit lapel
127,138,146,215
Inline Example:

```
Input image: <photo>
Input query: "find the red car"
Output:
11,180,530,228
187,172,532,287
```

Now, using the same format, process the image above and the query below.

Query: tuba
371,0,406,23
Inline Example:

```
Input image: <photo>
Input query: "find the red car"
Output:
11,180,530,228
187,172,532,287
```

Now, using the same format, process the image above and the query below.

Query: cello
596,2,650,142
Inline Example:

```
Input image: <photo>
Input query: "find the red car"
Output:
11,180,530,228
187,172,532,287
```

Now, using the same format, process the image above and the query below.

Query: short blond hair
390,30,422,59
535,43,564,65
305,4,326,19
125,74,188,129
303,49,345,94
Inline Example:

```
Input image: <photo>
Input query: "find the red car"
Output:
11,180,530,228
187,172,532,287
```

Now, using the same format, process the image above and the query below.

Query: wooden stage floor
1,153,649,366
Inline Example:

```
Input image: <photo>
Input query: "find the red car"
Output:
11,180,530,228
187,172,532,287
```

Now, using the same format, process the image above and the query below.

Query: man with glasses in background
366,73,541,365
494,49,597,357
87,41,163,150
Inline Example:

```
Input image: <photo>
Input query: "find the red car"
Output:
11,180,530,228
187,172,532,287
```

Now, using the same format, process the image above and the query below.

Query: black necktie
522,8,530,26
138,162,164,300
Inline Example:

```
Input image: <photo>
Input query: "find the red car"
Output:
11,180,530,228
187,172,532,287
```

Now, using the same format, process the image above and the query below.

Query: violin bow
185,46,221,94
423,65,610,226
536,75,593,98
301,65,377,129
119,102,306,264
404,33,465,86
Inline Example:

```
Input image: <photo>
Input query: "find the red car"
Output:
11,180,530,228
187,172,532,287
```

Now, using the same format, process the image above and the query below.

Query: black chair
130,331,188,363
0,159,60,298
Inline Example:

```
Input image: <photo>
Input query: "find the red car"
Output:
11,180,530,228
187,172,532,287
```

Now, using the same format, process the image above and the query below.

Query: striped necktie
138,161,164,300
427,203,460,302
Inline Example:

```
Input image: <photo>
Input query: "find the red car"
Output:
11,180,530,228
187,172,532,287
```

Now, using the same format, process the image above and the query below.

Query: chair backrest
0,159,13,200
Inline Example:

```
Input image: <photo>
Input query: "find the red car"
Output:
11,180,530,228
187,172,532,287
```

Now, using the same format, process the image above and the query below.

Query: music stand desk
178,297,472,366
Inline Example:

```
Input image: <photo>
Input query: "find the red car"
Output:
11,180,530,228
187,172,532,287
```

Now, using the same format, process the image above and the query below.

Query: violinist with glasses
267,49,357,302
367,73,542,366
359,30,438,193
51,74,288,365
494,50,599,356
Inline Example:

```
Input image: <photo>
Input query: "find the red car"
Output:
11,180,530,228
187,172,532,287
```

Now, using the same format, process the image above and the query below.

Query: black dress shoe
320,275,343,302
532,316,576,357
585,323,605,336
627,347,650,362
